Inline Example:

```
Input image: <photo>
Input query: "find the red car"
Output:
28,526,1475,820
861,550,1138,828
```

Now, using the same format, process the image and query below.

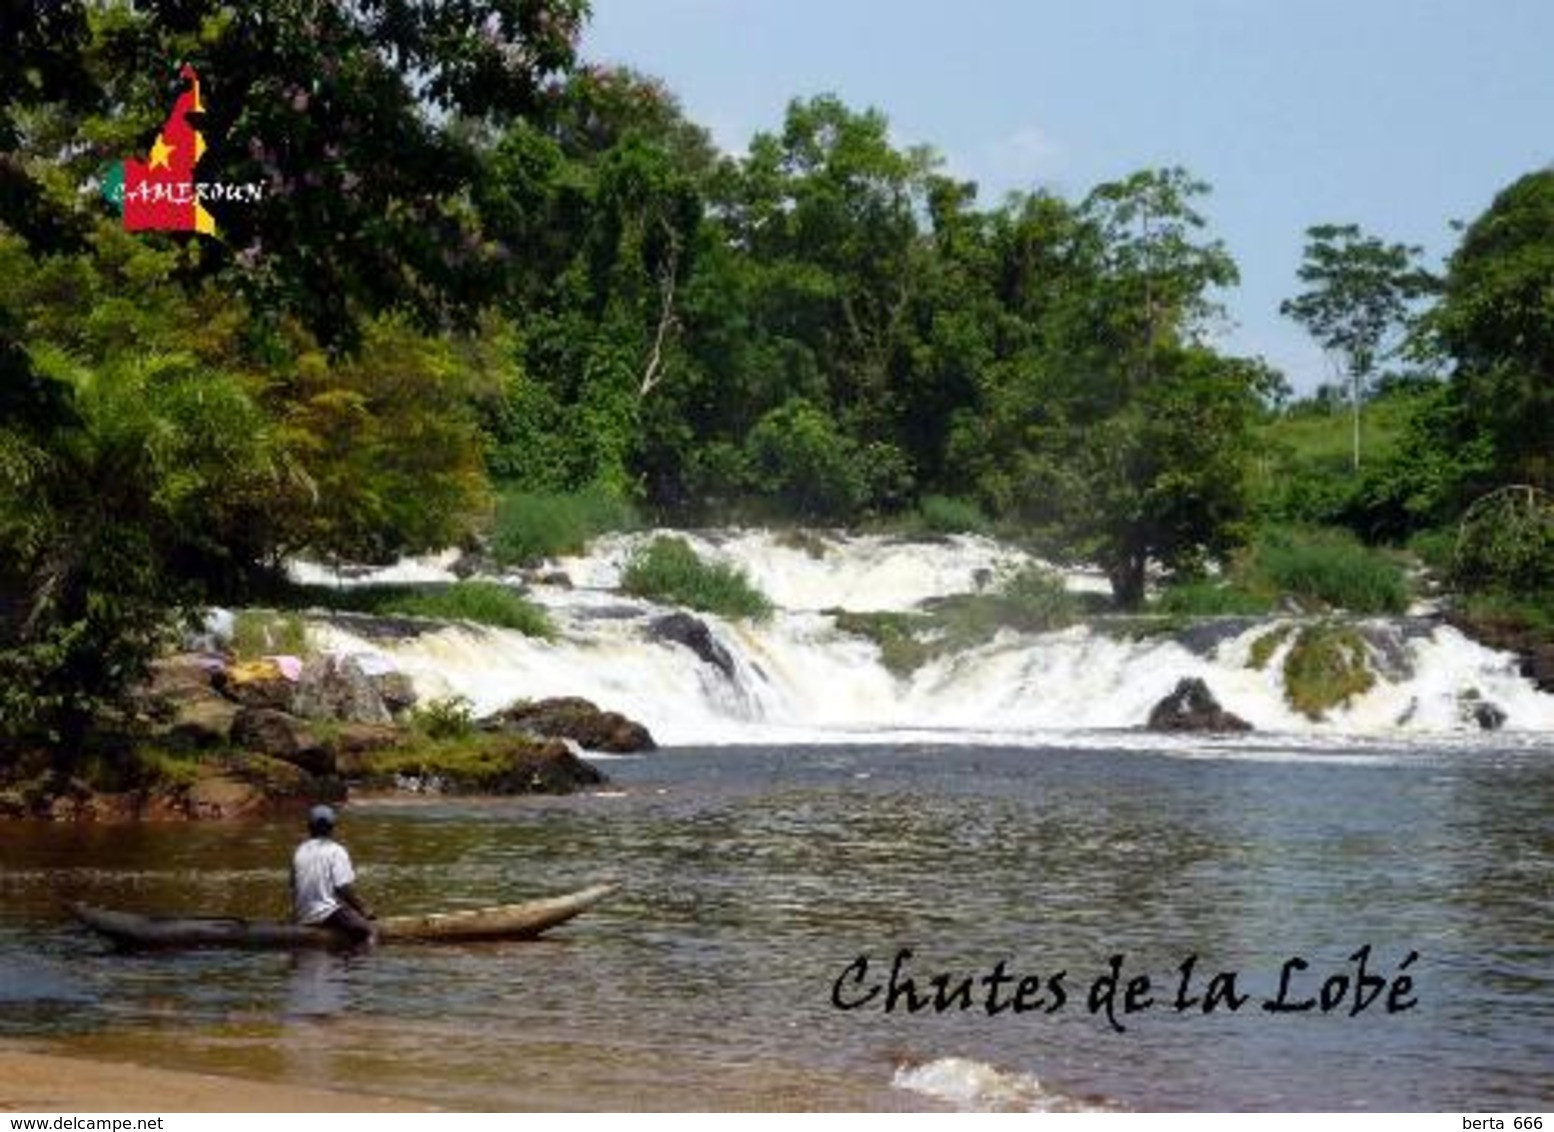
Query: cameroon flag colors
122,64,216,235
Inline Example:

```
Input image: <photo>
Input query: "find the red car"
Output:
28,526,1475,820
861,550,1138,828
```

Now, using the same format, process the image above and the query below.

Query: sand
0,1044,432,1113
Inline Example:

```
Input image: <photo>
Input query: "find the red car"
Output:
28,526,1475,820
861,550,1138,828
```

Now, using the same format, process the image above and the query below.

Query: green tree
0,346,286,754
2,0,588,345
1427,170,1554,492
1048,349,1266,606
1281,223,1435,469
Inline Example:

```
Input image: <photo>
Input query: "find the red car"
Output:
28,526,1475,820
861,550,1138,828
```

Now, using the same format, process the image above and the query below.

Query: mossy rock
352,733,605,794
1283,624,1376,720
831,610,934,679
1247,625,1294,671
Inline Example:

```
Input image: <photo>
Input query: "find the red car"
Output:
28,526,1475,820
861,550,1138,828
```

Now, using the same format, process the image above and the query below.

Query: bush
231,611,309,659
744,398,868,520
1247,528,1409,613
491,484,638,566
621,536,772,619
289,581,553,637
1154,579,1274,616
413,695,476,740
915,495,991,535
374,582,553,636
1407,527,1457,574
1452,486,1554,595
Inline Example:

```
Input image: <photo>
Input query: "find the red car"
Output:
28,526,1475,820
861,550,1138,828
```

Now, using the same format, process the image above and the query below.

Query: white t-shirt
292,837,357,924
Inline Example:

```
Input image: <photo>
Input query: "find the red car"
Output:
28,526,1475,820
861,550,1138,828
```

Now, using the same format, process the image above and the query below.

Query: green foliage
2,1,589,345
1154,580,1275,616
300,582,554,638
1406,528,1457,573
1282,624,1376,720
1280,223,1435,468
1153,527,1408,614
621,537,772,619
278,315,502,563
1245,528,1409,614
491,484,639,565
1456,590,1554,635
389,582,552,636
412,695,477,741
914,495,991,535
0,336,282,750
1428,170,1554,494
743,398,870,520
1451,486,1554,594
231,611,308,660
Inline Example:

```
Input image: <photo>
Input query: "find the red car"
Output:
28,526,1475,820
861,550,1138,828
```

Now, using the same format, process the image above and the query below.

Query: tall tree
1281,223,1434,469
1427,170,1554,493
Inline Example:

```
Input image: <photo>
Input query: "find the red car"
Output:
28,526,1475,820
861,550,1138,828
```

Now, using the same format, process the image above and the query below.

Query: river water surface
2,738,1552,1111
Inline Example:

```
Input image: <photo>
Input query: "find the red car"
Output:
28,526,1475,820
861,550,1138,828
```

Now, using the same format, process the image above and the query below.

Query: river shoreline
0,1043,432,1112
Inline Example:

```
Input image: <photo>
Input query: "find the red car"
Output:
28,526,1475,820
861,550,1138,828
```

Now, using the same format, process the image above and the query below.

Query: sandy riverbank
0,1045,432,1113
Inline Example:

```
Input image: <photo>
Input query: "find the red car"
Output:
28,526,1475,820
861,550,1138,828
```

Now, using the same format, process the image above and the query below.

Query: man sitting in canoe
292,805,376,946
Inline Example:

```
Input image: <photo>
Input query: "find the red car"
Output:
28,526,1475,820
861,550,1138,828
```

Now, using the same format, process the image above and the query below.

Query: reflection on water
1,741,1552,1111
285,951,350,1019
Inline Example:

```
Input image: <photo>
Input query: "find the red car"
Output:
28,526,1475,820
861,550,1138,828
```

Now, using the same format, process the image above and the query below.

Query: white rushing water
295,529,1554,748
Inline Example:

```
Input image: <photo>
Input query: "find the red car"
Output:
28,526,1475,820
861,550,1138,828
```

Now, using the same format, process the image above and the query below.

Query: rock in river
1146,677,1253,733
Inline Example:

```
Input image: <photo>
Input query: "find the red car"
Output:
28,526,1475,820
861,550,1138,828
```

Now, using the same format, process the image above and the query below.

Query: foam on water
891,1056,1113,1112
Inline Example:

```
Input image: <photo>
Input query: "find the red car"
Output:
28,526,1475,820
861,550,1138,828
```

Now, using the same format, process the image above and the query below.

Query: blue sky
581,0,1554,393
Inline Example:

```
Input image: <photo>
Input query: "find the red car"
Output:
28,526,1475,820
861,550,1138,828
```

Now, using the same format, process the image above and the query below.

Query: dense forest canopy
2,2,1551,750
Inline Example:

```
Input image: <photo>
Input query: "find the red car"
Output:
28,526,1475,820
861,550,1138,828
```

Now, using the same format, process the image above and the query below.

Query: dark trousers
324,904,375,944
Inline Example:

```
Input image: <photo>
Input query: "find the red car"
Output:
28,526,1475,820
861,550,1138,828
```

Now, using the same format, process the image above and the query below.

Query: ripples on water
1,740,1551,1111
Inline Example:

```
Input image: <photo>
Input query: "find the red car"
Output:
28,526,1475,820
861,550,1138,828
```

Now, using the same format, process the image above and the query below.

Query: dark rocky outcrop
484,696,656,752
1147,677,1253,733
488,738,607,793
230,707,334,775
165,698,239,749
142,654,225,714
648,612,735,680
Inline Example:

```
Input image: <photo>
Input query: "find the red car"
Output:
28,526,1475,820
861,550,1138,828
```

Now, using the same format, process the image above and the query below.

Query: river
3,737,1551,1111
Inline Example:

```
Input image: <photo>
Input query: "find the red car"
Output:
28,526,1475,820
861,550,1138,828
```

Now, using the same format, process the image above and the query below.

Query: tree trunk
1107,550,1148,610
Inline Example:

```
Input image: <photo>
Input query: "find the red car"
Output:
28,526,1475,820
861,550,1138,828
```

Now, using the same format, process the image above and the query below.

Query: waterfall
291,530,1554,747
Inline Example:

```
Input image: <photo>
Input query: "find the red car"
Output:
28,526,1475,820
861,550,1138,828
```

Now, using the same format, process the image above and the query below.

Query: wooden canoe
69,882,618,950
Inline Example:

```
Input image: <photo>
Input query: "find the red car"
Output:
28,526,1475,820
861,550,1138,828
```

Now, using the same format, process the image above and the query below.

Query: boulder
136,654,228,725
370,670,418,717
485,696,656,753
166,698,239,749
1457,689,1508,731
214,658,297,711
327,723,403,777
292,654,392,724
144,653,223,704
184,772,270,820
499,738,606,793
230,707,334,775
1147,677,1253,733
648,612,735,680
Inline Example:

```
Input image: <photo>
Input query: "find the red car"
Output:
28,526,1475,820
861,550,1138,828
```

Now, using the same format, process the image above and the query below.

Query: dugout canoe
68,883,618,949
